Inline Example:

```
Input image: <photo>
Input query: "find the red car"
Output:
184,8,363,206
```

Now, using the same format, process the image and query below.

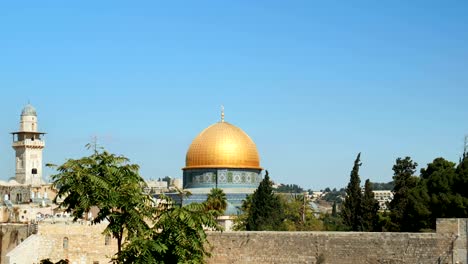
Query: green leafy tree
322,188,345,204
117,193,220,264
49,145,221,263
49,146,151,253
388,156,421,232
232,194,252,231
370,181,395,190
275,184,304,193
205,188,228,216
161,176,172,186
341,153,363,231
322,213,347,231
455,155,468,198
246,171,284,231
421,157,468,228
278,194,323,231
361,179,380,231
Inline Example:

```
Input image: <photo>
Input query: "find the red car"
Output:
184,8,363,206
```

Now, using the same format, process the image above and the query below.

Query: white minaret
11,104,46,186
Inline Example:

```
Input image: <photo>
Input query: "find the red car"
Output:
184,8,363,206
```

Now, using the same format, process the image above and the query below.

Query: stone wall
3,219,468,264
207,219,468,264
0,224,30,264
207,231,455,264
6,222,117,264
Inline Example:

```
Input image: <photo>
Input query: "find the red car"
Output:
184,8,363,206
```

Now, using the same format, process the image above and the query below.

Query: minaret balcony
12,139,45,148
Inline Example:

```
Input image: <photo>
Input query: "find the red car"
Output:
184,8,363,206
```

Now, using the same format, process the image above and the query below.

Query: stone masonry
207,219,468,264
3,218,468,264
0,224,31,264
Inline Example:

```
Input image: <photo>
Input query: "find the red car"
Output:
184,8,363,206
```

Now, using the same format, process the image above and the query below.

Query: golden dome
183,121,261,170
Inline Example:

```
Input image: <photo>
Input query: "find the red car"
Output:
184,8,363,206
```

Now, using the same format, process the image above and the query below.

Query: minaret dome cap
21,104,37,116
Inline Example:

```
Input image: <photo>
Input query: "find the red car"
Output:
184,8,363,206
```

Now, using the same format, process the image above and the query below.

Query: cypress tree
246,171,284,231
331,201,337,217
341,153,363,231
361,179,380,231
388,156,419,231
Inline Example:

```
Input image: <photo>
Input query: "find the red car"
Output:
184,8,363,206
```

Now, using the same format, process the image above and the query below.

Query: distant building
372,190,393,211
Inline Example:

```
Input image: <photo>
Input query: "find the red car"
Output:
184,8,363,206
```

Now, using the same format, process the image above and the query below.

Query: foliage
455,156,468,197
322,188,345,204
331,201,337,217
161,176,172,186
416,157,468,229
117,194,220,264
49,145,220,263
370,181,394,191
205,188,228,217
279,194,323,231
236,191,323,231
322,213,347,231
388,156,420,232
232,194,252,231
40,259,68,264
361,179,380,231
385,156,468,232
246,171,285,231
49,146,151,253
341,153,363,231
275,184,304,193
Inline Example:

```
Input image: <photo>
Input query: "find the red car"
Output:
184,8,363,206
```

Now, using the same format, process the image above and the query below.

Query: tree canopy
341,153,363,231
49,146,220,263
49,147,151,253
361,179,380,231
388,157,421,231
246,171,285,231
205,188,228,217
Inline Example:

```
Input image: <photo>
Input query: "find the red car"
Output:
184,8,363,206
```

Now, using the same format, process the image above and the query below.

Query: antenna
91,135,98,153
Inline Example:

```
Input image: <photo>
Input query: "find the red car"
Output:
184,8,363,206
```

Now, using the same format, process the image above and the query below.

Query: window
105,235,111,246
63,237,69,249
32,168,37,175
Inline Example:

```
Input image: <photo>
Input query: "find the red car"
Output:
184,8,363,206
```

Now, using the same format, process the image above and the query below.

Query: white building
372,190,393,211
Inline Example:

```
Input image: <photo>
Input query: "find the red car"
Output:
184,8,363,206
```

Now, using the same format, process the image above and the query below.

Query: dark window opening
63,237,69,249
32,168,37,174
105,235,111,246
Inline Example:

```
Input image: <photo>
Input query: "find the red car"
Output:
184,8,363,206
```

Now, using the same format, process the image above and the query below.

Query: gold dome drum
184,122,261,170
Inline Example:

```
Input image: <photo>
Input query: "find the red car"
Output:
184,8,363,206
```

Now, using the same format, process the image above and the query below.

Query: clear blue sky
0,1,467,190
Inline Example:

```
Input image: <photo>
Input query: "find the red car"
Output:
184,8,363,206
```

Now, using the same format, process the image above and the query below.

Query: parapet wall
207,219,468,264
3,219,468,264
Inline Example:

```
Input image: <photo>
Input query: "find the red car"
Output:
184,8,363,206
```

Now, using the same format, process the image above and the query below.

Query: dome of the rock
184,121,261,170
